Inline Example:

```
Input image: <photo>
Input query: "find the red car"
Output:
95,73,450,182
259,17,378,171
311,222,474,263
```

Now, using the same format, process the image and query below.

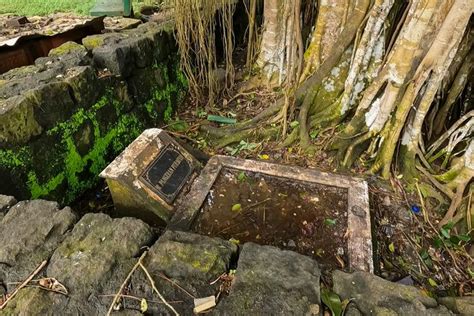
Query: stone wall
0,21,187,204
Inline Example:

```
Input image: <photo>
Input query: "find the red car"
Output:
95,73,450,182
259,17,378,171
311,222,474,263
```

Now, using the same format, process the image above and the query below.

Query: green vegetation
0,58,187,204
0,0,96,16
0,0,158,16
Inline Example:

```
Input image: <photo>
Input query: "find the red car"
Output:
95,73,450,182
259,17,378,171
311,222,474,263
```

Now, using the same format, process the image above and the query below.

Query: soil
193,167,349,270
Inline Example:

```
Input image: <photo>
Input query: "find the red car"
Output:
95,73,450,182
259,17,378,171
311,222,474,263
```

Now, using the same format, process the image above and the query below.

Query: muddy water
193,168,349,269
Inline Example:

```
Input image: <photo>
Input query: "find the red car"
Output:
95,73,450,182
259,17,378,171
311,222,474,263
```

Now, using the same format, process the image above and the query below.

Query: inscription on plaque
139,144,193,204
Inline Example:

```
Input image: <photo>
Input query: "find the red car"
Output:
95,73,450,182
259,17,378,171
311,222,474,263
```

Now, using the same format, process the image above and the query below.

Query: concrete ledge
170,155,373,272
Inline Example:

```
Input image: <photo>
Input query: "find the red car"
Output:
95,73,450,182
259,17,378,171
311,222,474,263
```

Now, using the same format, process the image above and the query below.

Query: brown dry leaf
38,278,68,295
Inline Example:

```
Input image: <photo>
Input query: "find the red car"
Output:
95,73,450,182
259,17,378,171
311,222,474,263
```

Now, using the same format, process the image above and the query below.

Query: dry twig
139,263,179,316
0,260,47,310
107,252,147,315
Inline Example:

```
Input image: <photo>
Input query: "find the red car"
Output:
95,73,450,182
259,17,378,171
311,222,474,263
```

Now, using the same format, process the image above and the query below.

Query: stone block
0,194,16,212
0,200,77,287
439,296,474,315
126,230,237,315
64,66,102,109
92,42,133,77
100,129,201,225
215,242,321,315
124,34,154,68
145,230,237,282
0,94,42,147
47,213,154,300
333,271,452,315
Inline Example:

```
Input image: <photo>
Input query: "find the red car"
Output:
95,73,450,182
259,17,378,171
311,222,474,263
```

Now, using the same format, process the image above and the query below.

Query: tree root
211,126,280,148
439,167,473,227
297,0,371,149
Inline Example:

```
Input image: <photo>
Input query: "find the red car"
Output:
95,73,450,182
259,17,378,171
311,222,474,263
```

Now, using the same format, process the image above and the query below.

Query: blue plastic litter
411,205,421,214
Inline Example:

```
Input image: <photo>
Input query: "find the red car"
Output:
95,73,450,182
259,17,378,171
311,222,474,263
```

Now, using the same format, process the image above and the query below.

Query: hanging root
173,0,235,104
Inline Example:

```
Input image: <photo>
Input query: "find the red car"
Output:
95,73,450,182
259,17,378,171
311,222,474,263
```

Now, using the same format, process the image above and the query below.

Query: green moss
48,41,85,57
144,60,188,123
0,148,29,169
28,172,65,199
82,35,105,50
174,248,219,273
30,90,144,203
3,57,187,203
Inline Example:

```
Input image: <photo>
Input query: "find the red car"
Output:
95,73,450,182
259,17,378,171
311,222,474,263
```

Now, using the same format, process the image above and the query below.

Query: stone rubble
0,196,472,315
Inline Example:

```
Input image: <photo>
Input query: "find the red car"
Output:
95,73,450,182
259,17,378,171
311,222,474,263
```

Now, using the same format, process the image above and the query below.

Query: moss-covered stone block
145,230,237,281
0,95,42,147
48,41,87,57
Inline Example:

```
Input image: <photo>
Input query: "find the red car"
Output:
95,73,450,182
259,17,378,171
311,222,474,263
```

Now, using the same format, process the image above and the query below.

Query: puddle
193,168,349,269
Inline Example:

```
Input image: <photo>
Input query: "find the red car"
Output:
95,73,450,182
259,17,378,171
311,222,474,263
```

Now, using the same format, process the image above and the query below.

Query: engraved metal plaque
139,144,193,204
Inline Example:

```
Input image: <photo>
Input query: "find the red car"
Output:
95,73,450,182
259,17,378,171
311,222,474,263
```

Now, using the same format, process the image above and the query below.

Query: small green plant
324,218,337,226
289,121,300,129
237,171,247,182
226,140,258,156
433,221,471,249
310,129,319,139
195,108,208,118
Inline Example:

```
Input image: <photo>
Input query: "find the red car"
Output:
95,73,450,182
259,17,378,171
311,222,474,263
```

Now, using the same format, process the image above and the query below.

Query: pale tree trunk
256,0,303,84
334,0,462,172
400,0,472,175
301,0,350,81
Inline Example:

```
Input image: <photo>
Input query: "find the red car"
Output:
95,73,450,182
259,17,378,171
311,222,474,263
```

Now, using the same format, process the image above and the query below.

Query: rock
123,33,154,68
48,41,87,57
104,17,142,32
332,271,452,315
64,66,102,109
136,22,175,62
439,296,474,315
144,230,237,283
0,287,58,316
287,239,296,248
28,82,77,130
127,66,165,105
215,242,321,315
126,231,237,315
0,94,42,147
1,212,155,315
47,213,154,298
92,42,133,77
0,194,16,212
5,16,30,27
345,304,363,316
0,200,77,287
0,80,78,147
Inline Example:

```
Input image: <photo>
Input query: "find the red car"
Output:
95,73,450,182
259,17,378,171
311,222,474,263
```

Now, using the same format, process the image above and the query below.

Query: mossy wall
0,23,187,204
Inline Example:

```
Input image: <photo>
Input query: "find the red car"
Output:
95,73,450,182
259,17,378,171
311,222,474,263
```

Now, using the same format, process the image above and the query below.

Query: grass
0,0,158,16
0,0,96,16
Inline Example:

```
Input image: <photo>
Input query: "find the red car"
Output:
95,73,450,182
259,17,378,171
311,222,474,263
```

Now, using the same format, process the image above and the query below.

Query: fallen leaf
388,243,395,253
231,204,241,212
321,288,343,316
140,298,148,313
428,278,438,287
